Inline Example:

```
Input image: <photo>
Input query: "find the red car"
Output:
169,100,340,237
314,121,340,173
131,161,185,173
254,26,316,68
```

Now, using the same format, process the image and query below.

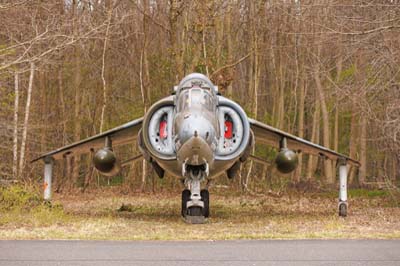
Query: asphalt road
0,240,399,266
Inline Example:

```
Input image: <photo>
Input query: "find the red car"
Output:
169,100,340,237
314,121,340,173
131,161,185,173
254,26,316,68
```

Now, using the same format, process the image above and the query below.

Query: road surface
0,240,399,266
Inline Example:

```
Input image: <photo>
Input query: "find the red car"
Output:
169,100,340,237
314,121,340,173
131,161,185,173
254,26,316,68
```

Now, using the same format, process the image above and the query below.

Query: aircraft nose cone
176,114,216,166
178,114,214,145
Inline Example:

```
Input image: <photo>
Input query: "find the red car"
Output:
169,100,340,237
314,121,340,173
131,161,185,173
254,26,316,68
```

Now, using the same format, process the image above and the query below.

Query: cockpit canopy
175,73,218,96
175,73,218,112
177,88,214,112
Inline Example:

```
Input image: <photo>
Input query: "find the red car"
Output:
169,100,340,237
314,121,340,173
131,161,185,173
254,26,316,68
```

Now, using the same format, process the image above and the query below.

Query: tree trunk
19,62,35,179
242,0,260,191
276,82,285,130
201,20,209,76
293,28,303,183
358,115,367,185
140,159,147,192
12,72,19,179
169,0,184,82
333,49,343,179
39,69,47,155
392,156,397,183
58,68,66,144
348,109,359,185
69,0,83,188
99,5,113,133
225,6,233,98
306,100,320,181
332,105,339,179
313,61,333,184
139,0,151,191
295,78,305,182
72,46,82,187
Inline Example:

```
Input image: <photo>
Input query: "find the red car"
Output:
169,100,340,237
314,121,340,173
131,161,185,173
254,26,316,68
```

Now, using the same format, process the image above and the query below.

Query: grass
0,185,400,240
0,185,71,228
348,189,390,198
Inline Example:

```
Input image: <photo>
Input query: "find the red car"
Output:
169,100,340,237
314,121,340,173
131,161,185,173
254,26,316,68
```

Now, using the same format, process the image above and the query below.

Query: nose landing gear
181,190,210,223
181,164,210,224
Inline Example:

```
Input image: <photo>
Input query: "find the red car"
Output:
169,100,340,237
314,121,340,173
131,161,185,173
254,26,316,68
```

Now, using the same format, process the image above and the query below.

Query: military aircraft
33,73,360,223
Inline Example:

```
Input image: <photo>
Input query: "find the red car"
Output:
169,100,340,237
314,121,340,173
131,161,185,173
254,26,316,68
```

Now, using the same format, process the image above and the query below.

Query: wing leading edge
32,117,143,162
249,118,360,166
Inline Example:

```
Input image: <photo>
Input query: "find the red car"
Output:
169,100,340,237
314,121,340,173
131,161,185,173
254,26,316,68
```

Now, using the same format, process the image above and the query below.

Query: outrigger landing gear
43,156,54,201
181,164,209,224
338,158,348,217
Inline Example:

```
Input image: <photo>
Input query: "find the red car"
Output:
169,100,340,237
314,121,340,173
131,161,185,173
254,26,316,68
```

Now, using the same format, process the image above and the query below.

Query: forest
1,0,399,193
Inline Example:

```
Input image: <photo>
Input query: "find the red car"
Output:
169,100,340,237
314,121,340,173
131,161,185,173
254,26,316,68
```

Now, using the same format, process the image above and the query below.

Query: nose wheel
339,202,347,217
181,189,190,217
201,189,210,218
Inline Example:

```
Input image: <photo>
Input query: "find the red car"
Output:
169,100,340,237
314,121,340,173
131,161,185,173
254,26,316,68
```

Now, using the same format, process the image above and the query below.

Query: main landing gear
181,164,210,224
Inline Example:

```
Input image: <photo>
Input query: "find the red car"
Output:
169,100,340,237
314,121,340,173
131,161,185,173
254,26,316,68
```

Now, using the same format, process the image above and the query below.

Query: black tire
201,189,210,218
227,161,241,179
188,206,202,216
151,161,165,179
181,189,190,217
339,203,347,217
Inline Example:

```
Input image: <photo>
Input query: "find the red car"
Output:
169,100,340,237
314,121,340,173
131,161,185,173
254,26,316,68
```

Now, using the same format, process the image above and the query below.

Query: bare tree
12,72,19,178
18,62,35,179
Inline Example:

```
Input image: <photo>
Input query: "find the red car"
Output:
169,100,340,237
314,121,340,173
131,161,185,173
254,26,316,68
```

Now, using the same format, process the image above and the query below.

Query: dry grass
1,186,400,240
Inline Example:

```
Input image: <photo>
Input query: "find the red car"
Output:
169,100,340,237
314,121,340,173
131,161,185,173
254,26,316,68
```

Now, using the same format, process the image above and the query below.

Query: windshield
177,89,214,112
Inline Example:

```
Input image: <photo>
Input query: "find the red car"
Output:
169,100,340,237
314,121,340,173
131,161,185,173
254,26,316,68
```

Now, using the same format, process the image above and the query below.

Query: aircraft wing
32,117,143,162
249,118,360,166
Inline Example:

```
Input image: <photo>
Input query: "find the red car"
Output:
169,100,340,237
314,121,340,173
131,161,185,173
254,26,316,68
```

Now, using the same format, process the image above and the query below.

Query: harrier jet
33,73,360,223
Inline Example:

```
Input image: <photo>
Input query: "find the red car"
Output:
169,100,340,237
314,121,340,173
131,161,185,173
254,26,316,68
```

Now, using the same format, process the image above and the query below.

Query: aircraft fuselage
139,73,252,180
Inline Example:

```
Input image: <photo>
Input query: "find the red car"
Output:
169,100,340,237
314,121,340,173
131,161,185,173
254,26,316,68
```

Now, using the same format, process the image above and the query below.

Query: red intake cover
159,120,167,139
224,121,233,139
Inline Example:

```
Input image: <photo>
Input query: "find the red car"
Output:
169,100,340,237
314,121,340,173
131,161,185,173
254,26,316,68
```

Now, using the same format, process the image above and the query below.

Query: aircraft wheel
227,161,241,179
201,189,210,218
339,202,347,217
181,189,190,217
188,206,202,216
151,161,164,179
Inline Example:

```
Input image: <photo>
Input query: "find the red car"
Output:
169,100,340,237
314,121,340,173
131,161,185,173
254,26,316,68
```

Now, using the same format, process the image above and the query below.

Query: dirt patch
1,187,399,240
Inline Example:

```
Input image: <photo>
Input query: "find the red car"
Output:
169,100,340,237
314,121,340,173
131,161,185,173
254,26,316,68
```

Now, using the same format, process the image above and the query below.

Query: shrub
0,185,42,211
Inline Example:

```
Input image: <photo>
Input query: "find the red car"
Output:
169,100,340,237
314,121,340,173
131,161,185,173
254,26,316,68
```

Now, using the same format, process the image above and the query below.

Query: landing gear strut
338,158,348,217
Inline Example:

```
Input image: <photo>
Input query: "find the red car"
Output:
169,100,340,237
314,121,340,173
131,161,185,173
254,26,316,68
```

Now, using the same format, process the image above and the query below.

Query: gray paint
32,118,143,162
339,162,348,202
249,118,360,166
